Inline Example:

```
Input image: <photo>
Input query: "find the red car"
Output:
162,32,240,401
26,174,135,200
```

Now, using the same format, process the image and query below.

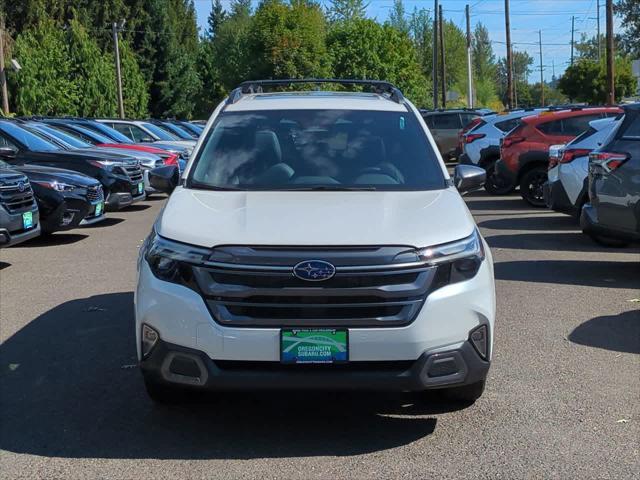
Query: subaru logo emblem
293,260,336,282
17,181,25,192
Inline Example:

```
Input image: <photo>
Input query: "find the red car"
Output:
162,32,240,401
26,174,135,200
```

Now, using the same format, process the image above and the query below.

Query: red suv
495,107,621,206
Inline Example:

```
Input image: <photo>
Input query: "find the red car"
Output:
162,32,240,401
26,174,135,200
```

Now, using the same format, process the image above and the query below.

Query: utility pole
439,4,446,108
570,16,575,66
0,16,9,115
597,0,601,62
433,0,439,109
112,21,125,119
539,30,544,107
605,0,614,104
504,0,514,109
466,4,473,108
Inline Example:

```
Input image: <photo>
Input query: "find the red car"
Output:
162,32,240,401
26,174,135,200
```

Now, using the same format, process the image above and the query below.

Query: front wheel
519,167,548,207
484,161,515,195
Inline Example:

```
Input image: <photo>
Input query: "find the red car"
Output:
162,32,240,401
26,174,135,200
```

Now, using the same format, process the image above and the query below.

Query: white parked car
96,119,196,153
460,109,545,194
135,79,496,405
544,117,619,218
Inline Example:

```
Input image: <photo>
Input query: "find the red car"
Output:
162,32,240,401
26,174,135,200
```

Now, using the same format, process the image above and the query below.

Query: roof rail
227,78,405,104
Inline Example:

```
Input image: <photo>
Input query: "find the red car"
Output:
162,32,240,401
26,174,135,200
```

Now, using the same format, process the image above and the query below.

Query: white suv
544,117,619,218
136,80,496,404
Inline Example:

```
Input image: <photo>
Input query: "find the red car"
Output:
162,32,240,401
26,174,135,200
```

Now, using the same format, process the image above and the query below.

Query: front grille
116,163,144,184
191,246,436,328
85,185,104,203
0,176,36,214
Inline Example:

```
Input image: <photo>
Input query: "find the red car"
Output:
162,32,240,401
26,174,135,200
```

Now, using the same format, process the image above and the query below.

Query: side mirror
149,165,179,194
0,146,18,159
453,164,486,194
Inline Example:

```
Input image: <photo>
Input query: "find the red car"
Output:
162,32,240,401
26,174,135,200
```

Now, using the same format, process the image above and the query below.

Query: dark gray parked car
581,103,640,246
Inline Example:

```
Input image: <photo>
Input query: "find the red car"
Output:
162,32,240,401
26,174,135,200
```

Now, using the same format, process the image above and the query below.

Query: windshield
160,122,193,139
141,123,179,141
72,125,113,144
189,109,445,191
0,122,60,152
86,122,132,143
30,124,92,149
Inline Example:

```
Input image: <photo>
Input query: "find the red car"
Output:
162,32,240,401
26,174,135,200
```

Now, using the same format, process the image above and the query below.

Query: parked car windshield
0,122,60,152
141,122,179,141
29,124,93,149
189,109,445,191
86,122,133,143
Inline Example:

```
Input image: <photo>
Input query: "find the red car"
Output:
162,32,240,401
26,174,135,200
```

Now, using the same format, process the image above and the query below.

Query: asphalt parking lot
1,191,638,479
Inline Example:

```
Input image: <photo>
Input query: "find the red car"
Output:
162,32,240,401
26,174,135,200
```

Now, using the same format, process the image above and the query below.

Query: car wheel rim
527,173,546,201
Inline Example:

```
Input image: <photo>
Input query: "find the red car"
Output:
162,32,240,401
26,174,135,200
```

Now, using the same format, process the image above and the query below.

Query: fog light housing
470,325,488,360
141,324,159,358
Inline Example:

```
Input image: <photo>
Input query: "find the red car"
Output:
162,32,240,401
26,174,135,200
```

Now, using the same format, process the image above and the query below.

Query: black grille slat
86,185,104,203
0,179,36,214
116,164,144,184
192,246,436,328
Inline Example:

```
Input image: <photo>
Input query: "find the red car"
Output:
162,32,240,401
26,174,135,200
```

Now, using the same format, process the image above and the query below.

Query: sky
191,0,618,83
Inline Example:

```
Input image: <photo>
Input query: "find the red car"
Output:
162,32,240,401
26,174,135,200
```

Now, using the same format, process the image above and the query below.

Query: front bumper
39,197,91,234
105,190,145,210
0,206,40,247
135,247,495,370
140,337,490,391
494,159,517,185
543,179,575,215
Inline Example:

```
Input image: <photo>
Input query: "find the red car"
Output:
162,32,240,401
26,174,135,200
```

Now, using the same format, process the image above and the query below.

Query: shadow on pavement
485,232,637,252
144,195,168,202
569,310,640,354
0,261,10,270
494,260,640,289
464,197,536,212
478,214,578,231
17,233,89,248
82,217,125,228
0,292,445,460
123,204,151,212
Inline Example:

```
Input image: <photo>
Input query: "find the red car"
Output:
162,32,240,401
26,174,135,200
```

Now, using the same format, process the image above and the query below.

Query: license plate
281,329,348,364
94,202,104,216
138,182,144,194
22,211,33,229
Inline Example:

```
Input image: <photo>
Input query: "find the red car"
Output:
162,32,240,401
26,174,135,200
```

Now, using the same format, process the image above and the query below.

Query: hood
15,164,101,187
24,149,138,164
158,188,475,249
85,147,160,162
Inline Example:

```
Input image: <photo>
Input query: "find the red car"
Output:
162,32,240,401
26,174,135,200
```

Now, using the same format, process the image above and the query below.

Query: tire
586,233,630,248
484,160,515,195
143,377,185,405
519,166,548,207
441,380,486,404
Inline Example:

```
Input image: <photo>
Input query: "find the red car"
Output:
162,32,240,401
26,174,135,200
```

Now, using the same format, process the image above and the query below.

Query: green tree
473,23,496,80
558,57,636,104
119,40,149,117
496,51,534,106
11,18,79,115
66,18,118,117
327,0,368,22
615,0,640,56
328,18,428,106
388,0,409,34
207,0,226,38
408,7,433,83
249,0,331,80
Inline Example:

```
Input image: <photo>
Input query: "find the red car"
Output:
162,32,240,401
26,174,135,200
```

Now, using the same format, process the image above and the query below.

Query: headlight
417,230,485,286
144,229,209,284
33,180,75,192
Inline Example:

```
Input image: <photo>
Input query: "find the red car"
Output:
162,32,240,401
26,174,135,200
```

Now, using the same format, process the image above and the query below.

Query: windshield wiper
281,186,377,191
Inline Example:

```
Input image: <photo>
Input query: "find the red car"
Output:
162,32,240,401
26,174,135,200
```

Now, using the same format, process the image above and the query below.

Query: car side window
422,115,435,128
0,134,19,150
460,114,478,128
537,119,563,135
112,123,135,141
562,114,602,136
495,118,520,132
433,114,462,130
